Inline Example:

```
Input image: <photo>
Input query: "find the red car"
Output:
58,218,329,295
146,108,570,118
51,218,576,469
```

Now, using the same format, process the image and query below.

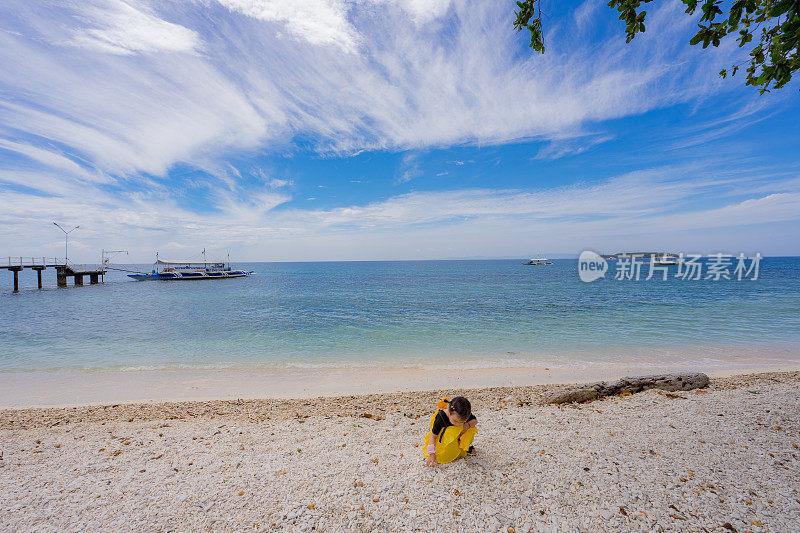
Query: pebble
0,371,799,531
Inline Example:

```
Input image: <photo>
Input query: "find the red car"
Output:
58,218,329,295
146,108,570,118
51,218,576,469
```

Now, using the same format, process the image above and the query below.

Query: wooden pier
1,257,106,292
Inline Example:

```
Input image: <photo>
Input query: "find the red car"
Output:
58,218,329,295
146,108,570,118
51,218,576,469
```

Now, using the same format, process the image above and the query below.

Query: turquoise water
1,259,799,372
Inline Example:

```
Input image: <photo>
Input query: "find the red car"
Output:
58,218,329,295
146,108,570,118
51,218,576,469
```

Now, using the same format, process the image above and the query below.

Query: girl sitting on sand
424,396,477,466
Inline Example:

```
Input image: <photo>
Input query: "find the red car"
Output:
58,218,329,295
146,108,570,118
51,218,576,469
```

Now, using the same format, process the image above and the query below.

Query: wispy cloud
665,100,774,151
217,0,361,52
293,166,775,229
395,152,422,184
0,139,109,183
3,158,797,260
534,134,615,160
0,0,794,260
70,1,201,55
0,0,736,176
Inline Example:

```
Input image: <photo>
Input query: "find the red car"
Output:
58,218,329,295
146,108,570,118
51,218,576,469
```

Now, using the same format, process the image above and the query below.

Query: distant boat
651,253,682,266
128,253,252,281
604,252,681,265
523,258,553,265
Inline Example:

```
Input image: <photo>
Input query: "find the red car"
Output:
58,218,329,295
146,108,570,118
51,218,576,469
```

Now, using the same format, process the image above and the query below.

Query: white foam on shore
3,343,797,374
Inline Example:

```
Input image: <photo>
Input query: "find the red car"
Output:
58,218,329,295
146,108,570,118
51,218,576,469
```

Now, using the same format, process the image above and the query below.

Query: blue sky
0,0,798,262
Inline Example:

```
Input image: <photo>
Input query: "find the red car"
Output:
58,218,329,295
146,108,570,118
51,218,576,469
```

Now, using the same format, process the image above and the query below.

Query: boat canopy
156,259,226,265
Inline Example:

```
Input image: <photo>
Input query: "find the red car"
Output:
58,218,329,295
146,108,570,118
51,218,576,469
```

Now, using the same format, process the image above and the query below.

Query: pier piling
3,258,105,292
56,266,67,288
10,266,21,292
32,266,45,289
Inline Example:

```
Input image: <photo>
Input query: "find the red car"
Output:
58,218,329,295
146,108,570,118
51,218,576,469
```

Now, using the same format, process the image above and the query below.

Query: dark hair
448,396,471,419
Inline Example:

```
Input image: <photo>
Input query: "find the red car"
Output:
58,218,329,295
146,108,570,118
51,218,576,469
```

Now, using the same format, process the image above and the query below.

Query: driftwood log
540,372,710,405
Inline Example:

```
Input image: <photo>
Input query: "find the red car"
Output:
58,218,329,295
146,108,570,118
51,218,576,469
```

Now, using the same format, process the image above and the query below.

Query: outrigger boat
128,253,252,281
523,258,554,265
603,252,681,265
651,253,682,266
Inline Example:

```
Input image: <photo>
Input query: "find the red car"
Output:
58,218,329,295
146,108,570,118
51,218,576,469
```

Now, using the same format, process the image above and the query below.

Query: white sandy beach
1,370,799,532
3,362,799,408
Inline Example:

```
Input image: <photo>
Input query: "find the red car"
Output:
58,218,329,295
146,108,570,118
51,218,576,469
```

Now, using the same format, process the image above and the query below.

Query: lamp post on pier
53,222,79,265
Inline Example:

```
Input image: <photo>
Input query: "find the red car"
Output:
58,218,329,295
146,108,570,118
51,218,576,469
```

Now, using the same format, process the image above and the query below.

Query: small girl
424,396,478,466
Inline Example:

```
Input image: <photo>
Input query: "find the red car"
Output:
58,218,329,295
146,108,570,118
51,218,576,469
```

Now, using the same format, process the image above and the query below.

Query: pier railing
2,257,65,267
66,264,105,273
1,258,106,271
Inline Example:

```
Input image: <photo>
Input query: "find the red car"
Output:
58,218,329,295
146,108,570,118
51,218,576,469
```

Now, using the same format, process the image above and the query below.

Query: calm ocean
1,258,799,372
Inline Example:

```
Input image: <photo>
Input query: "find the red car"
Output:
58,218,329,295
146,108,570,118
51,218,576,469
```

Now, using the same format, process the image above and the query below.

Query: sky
0,0,799,263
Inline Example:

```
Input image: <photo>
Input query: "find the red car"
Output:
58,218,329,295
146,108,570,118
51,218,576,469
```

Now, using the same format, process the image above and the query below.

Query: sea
1,258,799,373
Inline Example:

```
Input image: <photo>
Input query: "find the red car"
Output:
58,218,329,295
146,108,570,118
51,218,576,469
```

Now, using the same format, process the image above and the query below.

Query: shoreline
1,361,799,409
2,367,799,429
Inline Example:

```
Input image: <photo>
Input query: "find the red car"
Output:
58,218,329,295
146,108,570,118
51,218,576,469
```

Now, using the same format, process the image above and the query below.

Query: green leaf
768,0,794,17
516,0,798,93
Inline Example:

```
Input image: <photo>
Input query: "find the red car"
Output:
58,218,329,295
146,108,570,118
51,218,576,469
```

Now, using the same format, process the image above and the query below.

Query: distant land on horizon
94,254,800,265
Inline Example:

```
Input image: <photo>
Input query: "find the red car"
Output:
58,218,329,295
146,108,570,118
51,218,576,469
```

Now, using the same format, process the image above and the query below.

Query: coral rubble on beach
1,372,798,531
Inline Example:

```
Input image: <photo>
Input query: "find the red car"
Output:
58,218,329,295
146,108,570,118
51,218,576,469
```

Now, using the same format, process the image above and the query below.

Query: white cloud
383,0,452,23
217,0,360,52
0,140,108,182
0,0,738,180
216,0,453,54
291,167,741,229
0,169,84,196
217,190,292,223
250,169,292,189
267,178,291,188
71,1,201,55
0,13,273,176
1,0,792,260
1,160,798,261
534,134,615,160
573,0,600,31
665,192,800,230
395,152,422,184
